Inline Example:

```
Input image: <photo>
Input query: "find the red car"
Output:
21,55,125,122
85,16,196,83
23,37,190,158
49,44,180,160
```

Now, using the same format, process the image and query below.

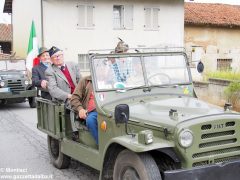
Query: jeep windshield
0,60,26,71
92,53,191,91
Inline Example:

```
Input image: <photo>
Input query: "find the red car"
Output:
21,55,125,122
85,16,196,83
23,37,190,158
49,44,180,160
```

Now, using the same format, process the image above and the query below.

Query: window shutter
86,57,90,69
87,5,94,27
124,5,133,29
144,7,151,29
79,54,85,69
152,8,159,30
120,6,124,28
78,5,85,27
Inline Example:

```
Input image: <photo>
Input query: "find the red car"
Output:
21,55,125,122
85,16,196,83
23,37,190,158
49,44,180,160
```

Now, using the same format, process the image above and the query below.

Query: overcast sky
0,0,240,24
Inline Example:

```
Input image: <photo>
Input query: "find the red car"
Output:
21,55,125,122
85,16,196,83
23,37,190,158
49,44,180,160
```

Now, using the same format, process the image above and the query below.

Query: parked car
0,59,37,107
37,48,240,180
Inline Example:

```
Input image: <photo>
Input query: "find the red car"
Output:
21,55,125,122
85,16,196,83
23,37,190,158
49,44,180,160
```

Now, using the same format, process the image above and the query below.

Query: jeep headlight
0,81,5,87
138,130,153,145
179,129,193,148
24,80,29,85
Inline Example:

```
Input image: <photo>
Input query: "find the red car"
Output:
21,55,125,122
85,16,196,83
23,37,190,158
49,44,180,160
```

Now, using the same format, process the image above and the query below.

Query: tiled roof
0,24,12,42
185,3,240,28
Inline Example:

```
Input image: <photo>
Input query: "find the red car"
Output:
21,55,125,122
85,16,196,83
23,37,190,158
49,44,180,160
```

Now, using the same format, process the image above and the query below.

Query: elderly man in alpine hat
45,46,81,102
45,46,81,140
32,47,51,99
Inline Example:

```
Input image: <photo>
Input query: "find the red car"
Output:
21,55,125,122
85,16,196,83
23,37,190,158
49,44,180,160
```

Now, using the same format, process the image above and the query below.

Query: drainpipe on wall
41,0,44,46
10,10,13,54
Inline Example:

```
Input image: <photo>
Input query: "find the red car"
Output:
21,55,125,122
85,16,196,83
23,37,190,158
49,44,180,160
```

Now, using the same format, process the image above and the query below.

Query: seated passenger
32,47,51,100
109,39,131,83
70,76,98,145
45,46,81,140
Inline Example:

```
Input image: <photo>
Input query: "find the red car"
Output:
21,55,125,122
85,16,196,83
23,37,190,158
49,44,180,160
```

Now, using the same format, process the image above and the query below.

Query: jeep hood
0,71,25,79
128,97,226,127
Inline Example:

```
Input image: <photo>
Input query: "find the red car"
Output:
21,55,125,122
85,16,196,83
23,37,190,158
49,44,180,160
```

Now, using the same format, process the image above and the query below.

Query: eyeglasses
52,54,63,59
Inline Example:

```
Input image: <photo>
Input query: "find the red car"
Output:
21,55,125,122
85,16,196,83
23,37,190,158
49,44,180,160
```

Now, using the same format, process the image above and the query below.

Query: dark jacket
32,63,48,87
32,63,51,99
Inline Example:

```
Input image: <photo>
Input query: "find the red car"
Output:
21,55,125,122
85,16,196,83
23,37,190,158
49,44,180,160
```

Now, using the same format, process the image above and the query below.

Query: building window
113,5,133,29
78,54,89,71
217,59,232,71
77,3,95,28
144,7,160,30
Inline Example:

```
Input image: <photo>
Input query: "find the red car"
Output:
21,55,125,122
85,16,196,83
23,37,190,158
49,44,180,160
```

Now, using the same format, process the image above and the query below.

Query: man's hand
41,80,48,89
79,109,87,119
67,94,72,99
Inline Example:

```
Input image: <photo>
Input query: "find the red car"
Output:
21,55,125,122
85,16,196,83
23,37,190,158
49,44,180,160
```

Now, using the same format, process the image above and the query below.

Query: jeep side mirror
114,104,129,124
115,104,135,137
197,61,204,73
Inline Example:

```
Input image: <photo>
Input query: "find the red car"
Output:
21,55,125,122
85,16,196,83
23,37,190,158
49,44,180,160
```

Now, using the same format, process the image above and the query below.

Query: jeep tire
28,97,36,108
113,149,161,180
47,135,70,169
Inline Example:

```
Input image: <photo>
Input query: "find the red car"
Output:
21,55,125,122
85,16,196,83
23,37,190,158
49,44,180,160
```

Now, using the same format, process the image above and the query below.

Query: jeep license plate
0,88,10,92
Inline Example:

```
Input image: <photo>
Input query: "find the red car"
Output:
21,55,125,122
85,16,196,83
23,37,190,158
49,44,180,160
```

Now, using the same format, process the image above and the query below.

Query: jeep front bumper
164,160,240,180
0,89,37,99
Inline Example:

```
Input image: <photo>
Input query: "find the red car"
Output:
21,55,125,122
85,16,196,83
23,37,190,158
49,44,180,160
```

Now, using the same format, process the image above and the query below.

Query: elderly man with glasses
45,46,81,140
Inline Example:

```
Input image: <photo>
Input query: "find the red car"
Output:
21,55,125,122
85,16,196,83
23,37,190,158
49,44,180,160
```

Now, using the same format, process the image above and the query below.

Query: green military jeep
0,59,37,107
37,48,240,180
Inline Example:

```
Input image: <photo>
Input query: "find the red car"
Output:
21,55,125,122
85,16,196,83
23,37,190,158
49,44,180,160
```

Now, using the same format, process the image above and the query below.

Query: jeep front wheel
47,136,70,169
113,149,161,180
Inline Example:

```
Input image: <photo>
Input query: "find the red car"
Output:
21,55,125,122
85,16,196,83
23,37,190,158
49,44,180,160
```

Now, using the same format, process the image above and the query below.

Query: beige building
185,3,240,79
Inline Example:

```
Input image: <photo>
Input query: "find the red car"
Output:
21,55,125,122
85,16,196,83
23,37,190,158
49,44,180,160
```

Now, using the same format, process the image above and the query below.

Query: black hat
37,47,48,57
49,46,61,57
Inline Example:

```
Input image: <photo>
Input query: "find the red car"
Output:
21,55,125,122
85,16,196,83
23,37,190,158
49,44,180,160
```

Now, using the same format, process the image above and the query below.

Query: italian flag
26,21,38,71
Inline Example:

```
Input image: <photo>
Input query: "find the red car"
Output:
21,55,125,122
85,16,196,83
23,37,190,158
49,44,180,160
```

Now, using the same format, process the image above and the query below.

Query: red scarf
61,65,75,93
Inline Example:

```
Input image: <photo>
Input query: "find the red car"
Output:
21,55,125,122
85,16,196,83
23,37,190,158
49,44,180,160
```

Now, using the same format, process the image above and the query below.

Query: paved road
0,102,99,180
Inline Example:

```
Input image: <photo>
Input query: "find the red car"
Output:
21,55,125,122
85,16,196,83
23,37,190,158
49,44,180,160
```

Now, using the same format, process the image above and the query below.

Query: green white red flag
26,21,38,71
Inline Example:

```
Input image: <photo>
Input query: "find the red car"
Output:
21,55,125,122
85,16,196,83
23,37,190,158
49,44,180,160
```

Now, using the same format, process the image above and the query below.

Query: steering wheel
147,73,171,85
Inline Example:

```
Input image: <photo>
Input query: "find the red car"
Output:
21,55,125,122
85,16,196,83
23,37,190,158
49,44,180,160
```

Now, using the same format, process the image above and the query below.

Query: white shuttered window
77,4,95,28
144,7,160,30
113,5,124,29
113,5,133,30
78,54,89,71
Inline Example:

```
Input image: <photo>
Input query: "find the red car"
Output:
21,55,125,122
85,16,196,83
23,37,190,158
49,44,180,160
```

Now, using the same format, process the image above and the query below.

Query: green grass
206,71,240,81
224,82,240,107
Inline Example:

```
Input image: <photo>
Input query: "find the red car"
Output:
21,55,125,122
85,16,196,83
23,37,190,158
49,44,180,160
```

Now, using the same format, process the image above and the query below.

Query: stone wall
194,78,240,112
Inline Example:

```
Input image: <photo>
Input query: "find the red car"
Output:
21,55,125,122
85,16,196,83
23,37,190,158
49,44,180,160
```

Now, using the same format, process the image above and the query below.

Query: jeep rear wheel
47,135,70,169
113,149,161,180
28,97,36,108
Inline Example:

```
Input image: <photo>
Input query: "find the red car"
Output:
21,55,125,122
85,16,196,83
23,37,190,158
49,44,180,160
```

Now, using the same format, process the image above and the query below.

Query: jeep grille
193,120,239,167
7,80,25,92
181,119,240,168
